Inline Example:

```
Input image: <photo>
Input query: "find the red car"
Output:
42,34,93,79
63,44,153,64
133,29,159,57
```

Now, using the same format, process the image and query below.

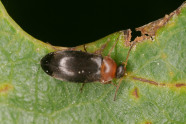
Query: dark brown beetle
41,39,135,100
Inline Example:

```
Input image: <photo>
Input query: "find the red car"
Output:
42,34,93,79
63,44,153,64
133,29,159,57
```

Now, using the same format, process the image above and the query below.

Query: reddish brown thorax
100,56,117,83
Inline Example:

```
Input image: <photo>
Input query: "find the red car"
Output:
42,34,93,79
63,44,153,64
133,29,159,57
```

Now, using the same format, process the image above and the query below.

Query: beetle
40,39,135,100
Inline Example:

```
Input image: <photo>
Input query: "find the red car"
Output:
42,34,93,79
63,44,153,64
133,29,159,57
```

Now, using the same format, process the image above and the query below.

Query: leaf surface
0,2,185,124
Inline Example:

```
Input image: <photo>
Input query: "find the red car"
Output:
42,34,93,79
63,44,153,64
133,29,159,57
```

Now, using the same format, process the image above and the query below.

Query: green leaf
0,1,185,123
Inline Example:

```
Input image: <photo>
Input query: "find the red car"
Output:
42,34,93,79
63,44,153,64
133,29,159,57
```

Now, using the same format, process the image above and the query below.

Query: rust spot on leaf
135,2,185,37
132,87,139,99
145,121,152,124
132,76,186,88
0,83,13,95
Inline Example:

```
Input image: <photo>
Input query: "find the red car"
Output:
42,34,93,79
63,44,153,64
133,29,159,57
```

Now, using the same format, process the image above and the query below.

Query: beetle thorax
100,56,117,83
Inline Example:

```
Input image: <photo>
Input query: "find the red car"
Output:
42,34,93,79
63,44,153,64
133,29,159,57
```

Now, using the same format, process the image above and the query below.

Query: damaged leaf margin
135,1,186,42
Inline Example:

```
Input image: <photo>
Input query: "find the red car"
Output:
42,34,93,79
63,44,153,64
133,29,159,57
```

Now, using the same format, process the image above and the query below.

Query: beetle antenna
123,41,136,72
114,41,136,101
114,78,123,101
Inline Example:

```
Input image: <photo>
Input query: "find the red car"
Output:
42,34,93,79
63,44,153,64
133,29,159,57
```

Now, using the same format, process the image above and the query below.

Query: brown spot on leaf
132,87,139,99
135,2,185,37
0,83,13,95
94,43,107,54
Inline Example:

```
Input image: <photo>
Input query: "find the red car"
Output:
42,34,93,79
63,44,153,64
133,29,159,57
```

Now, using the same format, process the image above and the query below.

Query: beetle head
115,65,125,78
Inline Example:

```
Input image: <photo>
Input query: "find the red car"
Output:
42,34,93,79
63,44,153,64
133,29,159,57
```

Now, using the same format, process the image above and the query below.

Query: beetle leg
83,44,87,52
80,83,86,92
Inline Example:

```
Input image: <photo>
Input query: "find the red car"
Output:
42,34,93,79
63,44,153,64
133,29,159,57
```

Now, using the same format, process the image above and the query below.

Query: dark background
1,0,185,47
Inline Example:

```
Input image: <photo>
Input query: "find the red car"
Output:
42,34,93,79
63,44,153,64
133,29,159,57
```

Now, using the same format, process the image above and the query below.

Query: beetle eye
116,65,125,78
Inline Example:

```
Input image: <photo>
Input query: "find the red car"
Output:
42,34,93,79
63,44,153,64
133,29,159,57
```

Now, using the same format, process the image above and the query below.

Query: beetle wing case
41,51,103,83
